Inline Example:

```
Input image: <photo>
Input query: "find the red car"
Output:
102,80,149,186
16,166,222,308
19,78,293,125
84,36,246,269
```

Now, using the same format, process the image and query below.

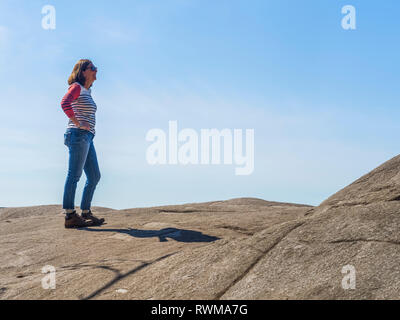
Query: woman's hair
68,59,92,86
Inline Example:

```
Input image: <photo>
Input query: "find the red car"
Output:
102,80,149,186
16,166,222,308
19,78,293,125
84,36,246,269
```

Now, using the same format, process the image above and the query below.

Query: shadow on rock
81,227,220,243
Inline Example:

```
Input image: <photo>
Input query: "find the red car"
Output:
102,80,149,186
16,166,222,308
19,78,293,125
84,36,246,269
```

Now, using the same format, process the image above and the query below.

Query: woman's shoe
65,211,93,228
81,210,105,226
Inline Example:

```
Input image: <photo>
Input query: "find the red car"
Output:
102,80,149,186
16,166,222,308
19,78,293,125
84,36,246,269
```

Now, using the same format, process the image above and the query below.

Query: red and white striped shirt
61,82,97,135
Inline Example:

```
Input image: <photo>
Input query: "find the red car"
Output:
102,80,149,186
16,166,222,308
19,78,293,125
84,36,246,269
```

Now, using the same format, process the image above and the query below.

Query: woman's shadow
81,227,220,243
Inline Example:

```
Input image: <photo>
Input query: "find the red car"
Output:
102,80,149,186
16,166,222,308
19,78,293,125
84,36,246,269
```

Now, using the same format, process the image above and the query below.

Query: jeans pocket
70,130,89,145
64,132,71,146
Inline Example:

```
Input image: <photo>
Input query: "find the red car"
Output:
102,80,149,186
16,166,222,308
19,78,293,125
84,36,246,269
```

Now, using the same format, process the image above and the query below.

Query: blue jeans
63,128,101,211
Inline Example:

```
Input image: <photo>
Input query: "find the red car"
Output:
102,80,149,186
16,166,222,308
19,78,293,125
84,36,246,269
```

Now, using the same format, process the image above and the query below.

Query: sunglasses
86,64,97,72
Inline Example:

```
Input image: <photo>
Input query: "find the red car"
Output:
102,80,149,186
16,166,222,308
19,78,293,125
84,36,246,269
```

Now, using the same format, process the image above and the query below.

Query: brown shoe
81,210,105,226
65,211,93,228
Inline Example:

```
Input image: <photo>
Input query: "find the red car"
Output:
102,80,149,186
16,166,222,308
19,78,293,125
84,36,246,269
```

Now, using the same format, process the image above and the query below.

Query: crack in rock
82,252,178,300
328,239,400,246
214,222,305,300
216,225,254,236
297,238,400,246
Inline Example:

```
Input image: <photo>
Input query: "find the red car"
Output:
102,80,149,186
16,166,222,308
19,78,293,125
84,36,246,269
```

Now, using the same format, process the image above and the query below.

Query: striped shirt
61,82,97,136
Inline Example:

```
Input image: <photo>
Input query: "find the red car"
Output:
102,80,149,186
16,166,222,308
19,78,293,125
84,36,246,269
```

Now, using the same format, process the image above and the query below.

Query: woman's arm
61,83,81,127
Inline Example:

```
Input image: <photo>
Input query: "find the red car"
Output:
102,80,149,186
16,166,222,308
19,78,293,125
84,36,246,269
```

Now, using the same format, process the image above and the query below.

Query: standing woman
61,59,105,228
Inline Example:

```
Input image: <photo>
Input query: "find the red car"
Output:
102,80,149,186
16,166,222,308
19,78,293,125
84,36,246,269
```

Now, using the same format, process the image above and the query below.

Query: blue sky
0,0,399,209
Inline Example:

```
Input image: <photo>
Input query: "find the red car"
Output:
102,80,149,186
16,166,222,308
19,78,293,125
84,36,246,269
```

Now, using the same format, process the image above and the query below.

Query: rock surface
1,155,400,299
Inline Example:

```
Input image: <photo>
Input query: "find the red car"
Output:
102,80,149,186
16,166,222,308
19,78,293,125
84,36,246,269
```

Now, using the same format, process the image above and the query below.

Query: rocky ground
2,154,400,299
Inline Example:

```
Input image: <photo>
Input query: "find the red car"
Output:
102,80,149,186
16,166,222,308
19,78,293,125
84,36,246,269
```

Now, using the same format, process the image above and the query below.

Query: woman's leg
62,130,91,210
80,141,101,211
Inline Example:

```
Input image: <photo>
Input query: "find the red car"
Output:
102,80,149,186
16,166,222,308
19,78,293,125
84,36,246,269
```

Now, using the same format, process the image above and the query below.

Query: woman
61,59,105,228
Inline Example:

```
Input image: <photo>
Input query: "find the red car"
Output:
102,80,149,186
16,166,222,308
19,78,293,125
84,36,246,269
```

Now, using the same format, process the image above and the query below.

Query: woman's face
82,62,97,84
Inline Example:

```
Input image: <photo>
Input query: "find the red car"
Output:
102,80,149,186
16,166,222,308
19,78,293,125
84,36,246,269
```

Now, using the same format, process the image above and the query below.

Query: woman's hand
78,122,91,131
70,116,90,131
